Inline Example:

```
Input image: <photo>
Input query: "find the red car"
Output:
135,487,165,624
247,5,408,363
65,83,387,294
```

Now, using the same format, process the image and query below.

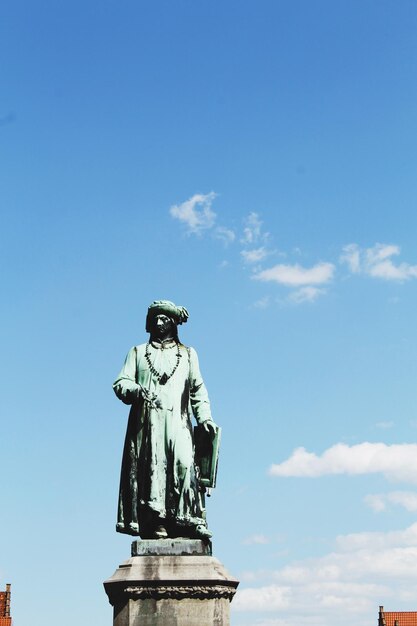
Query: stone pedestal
104,540,239,626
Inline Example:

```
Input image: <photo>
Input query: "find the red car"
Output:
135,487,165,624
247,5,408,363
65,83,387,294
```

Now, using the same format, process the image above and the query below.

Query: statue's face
152,314,175,340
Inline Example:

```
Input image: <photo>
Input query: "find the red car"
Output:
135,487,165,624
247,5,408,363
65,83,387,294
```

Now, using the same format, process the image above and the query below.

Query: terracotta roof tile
0,588,11,623
0,593,6,616
383,612,417,626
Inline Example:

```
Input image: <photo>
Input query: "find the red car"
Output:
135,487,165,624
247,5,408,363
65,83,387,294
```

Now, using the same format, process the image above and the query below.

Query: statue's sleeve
188,347,213,424
113,346,141,405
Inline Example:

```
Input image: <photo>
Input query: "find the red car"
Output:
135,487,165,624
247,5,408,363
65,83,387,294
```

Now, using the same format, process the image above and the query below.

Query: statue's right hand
140,387,162,410
152,395,163,410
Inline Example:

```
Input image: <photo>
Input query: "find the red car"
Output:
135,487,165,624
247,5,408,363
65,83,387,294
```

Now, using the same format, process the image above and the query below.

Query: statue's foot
129,522,140,534
194,524,213,539
116,521,140,536
153,524,168,539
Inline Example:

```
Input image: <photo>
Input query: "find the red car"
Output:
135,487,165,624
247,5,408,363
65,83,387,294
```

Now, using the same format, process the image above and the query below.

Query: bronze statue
113,300,219,540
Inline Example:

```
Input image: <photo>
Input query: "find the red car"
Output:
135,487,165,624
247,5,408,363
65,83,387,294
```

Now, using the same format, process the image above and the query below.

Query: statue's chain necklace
145,342,181,385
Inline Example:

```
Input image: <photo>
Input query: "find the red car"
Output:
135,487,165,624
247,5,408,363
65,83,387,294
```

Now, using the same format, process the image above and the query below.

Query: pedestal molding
124,583,237,601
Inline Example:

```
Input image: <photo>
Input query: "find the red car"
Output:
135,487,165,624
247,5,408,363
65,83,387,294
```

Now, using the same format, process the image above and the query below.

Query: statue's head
146,300,189,341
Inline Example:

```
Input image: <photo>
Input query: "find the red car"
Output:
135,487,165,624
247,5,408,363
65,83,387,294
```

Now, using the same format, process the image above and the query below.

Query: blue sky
1,1,417,624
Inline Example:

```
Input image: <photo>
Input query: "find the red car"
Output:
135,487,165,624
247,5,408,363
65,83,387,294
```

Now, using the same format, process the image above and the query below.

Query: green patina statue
113,300,219,540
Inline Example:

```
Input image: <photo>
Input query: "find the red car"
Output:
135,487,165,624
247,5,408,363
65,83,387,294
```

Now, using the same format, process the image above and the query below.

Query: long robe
113,340,212,537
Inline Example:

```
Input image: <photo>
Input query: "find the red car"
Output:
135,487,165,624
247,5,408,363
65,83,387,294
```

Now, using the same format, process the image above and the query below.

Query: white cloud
369,258,417,280
334,521,417,552
366,243,400,265
215,226,236,245
365,491,417,513
233,522,417,626
241,212,265,245
340,243,361,273
388,492,417,512
253,296,271,309
170,192,217,234
269,442,417,483
288,286,326,304
234,585,291,611
340,243,417,281
364,494,387,512
243,534,270,545
375,421,394,429
254,262,335,286
241,247,268,263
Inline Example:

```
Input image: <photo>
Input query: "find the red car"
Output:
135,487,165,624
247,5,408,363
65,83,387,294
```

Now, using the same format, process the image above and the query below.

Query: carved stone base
104,540,239,626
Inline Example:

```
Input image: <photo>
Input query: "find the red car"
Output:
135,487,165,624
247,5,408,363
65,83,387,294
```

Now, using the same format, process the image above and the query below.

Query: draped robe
113,340,213,537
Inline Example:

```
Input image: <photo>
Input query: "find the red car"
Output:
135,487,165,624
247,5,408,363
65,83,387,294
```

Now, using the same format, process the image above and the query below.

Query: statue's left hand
202,420,217,437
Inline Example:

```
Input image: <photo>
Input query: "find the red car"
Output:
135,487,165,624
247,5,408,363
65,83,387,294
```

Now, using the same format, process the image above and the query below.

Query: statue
113,300,219,540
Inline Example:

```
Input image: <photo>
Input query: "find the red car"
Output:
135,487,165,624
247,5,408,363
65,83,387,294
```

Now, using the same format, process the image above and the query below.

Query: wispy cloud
241,246,269,264
234,522,417,625
365,491,417,513
240,212,273,266
215,226,236,245
169,196,417,307
340,244,361,273
287,286,326,304
363,494,388,512
340,243,417,281
235,585,291,611
375,421,394,430
241,212,266,245
334,521,417,551
170,192,217,234
243,534,270,545
253,296,271,309
269,442,417,483
254,262,335,287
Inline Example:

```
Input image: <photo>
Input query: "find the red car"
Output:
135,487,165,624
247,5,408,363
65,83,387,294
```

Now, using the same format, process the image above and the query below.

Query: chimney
378,606,386,626
5,584,11,617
